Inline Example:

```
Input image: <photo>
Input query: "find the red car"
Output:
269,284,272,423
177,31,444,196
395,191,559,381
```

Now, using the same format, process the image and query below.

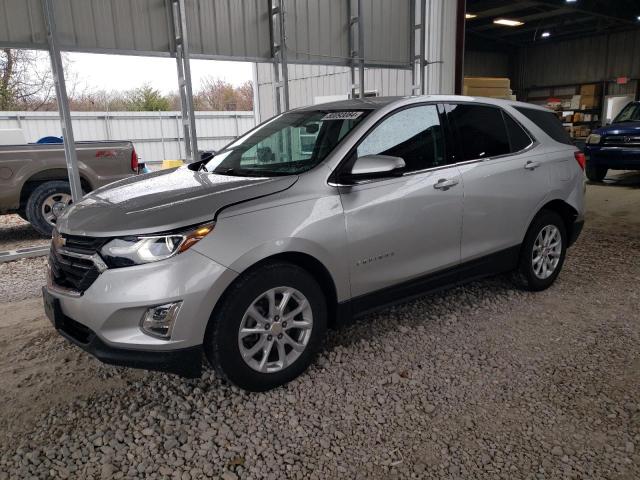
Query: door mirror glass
349,154,406,178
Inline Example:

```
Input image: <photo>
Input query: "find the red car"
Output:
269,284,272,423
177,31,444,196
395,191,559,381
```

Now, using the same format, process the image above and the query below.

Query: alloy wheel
532,225,562,280
238,287,313,373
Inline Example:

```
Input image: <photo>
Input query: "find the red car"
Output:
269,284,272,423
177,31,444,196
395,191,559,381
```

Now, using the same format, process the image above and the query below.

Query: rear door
338,104,463,298
444,103,548,263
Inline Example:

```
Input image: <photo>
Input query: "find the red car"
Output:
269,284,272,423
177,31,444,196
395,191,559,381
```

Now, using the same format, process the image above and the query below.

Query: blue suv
584,101,640,181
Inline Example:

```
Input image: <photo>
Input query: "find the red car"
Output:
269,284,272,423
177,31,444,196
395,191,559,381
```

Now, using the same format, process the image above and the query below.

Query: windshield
204,110,368,176
613,102,640,124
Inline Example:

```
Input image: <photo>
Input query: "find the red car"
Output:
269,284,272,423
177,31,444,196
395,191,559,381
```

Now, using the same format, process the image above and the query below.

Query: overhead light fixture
493,18,524,27
566,0,577,3
541,31,551,38
465,13,477,19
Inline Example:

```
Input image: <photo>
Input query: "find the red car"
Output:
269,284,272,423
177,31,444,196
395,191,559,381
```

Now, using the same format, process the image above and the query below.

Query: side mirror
348,155,406,180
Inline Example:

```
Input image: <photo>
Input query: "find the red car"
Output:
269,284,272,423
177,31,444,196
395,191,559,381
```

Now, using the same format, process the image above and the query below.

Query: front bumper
44,288,202,377
44,249,237,377
584,146,640,170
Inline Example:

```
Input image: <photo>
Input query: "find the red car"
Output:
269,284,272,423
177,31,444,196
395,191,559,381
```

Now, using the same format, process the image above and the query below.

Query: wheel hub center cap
270,322,283,335
52,202,66,217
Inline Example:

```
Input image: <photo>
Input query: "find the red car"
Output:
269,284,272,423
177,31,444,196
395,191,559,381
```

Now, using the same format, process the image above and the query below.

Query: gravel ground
0,214,49,252
0,256,48,302
0,176,639,479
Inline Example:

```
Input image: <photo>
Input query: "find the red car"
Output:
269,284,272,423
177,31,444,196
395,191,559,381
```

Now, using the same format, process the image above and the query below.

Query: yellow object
161,159,185,169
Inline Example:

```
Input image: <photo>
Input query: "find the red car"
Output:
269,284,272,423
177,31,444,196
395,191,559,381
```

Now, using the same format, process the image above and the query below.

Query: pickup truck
584,101,640,181
0,137,139,236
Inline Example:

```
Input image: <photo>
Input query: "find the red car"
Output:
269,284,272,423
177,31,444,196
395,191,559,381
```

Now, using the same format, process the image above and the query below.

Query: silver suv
43,96,585,391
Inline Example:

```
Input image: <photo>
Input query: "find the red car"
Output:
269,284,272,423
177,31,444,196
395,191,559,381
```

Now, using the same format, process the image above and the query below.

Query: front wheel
513,210,567,291
204,261,327,391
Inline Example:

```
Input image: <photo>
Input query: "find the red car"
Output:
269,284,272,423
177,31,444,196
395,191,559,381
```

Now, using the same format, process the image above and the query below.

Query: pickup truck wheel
25,181,73,237
585,163,607,182
204,261,327,392
513,210,567,292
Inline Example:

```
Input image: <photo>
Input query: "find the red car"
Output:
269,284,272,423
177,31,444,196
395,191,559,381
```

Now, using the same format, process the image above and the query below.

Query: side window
357,105,446,172
503,112,533,152
514,107,573,145
446,104,510,161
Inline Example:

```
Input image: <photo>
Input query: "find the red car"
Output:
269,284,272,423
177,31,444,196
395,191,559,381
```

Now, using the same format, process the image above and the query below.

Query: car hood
595,121,640,136
57,167,298,237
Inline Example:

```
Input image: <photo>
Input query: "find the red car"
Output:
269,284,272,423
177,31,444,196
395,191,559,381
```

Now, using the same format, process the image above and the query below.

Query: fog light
141,302,182,339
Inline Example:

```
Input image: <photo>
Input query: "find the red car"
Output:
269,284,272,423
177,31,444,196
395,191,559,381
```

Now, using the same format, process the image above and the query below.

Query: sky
67,52,253,94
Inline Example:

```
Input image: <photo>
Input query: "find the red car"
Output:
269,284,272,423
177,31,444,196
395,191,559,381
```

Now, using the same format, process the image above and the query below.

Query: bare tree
0,48,79,111
1,49,54,110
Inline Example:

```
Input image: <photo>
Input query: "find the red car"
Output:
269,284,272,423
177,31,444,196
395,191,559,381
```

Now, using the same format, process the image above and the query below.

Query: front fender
193,196,351,301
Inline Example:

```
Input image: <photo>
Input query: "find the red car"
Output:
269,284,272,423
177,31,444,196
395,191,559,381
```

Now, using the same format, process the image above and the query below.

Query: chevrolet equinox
44,96,585,391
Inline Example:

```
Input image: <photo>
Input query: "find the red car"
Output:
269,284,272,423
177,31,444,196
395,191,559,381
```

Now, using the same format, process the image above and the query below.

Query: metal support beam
411,0,427,95
357,0,365,99
171,0,198,163
348,0,366,99
270,0,290,114
42,0,83,203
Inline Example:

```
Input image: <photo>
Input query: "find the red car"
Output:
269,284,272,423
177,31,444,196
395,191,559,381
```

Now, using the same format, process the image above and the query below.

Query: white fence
0,111,256,164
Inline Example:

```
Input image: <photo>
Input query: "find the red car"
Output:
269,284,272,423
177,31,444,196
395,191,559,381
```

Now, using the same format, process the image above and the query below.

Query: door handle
524,160,541,170
433,178,459,190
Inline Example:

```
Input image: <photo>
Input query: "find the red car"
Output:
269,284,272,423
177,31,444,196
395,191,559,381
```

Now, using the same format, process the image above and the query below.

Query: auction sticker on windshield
322,111,364,121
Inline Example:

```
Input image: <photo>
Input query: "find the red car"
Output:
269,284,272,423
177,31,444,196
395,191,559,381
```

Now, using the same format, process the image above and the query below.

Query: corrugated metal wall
518,29,640,89
464,50,510,78
255,0,458,121
423,0,457,95
255,63,415,120
0,111,255,163
1,0,413,66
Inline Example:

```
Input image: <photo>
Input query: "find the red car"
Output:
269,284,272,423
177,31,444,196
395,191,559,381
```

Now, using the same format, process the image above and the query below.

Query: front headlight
101,222,214,267
586,134,601,145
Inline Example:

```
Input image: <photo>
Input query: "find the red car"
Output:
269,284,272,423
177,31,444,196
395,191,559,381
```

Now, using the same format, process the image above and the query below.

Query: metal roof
466,0,640,46
0,0,414,66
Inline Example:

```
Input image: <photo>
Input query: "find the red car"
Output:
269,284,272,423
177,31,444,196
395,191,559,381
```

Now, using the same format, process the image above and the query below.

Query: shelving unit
524,82,603,140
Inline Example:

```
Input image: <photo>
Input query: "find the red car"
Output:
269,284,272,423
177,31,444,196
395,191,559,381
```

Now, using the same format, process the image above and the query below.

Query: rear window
503,112,533,152
446,104,511,161
514,107,573,145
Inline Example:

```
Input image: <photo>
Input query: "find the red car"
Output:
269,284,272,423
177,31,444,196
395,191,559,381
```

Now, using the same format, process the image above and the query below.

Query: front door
337,104,463,298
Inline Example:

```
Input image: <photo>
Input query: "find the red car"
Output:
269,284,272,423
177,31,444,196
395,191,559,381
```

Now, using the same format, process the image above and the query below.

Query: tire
585,162,607,182
513,210,567,292
204,261,327,391
25,181,73,237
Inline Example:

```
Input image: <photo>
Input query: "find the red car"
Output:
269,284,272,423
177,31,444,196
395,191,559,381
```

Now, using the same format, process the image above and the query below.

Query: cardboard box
463,86,512,98
464,77,511,89
570,95,582,109
581,95,600,109
580,84,601,96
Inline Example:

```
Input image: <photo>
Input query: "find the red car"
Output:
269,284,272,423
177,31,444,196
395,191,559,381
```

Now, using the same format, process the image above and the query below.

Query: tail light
574,151,586,170
131,148,139,172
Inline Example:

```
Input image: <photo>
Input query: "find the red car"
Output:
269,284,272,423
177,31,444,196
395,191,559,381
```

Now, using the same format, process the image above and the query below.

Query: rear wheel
204,261,327,391
25,181,73,237
585,162,607,182
513,210,567,291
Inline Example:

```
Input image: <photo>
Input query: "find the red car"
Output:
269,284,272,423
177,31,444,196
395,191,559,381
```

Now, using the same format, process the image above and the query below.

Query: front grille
63,234,109,254
49,234,108,294
602,135,640,147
